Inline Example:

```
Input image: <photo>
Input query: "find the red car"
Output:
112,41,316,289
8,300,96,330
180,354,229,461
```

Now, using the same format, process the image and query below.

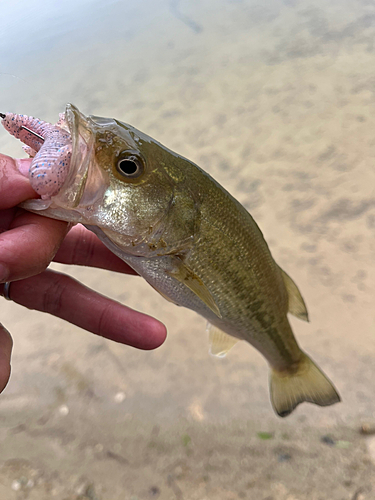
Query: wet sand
0,0,375,498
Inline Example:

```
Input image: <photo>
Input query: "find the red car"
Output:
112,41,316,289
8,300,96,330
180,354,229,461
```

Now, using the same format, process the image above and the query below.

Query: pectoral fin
207,323,239,357
167,259,221,318
279,267,309,322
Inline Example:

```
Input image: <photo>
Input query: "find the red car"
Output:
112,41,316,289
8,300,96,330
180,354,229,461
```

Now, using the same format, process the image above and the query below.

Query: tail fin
270,353,340,417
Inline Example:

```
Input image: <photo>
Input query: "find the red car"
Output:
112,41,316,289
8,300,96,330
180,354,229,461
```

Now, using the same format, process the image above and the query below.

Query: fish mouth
20,103,108,217
53,103,97,208
37,103,108,211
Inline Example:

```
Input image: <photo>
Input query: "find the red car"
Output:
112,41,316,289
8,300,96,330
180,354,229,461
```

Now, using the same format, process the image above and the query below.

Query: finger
0,154,36,209
0,270,167,350
0,208,16,233
53,224,137,275
0,211,69,283
0,323,13,393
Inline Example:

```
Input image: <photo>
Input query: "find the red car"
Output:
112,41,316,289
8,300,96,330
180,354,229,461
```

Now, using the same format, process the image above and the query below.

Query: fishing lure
0,112,71,198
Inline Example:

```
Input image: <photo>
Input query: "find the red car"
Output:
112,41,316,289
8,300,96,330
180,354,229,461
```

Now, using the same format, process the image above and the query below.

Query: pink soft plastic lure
0,112,72,198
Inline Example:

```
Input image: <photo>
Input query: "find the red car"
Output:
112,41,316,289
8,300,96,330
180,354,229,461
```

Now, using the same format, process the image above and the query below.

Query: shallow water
1,1,375,498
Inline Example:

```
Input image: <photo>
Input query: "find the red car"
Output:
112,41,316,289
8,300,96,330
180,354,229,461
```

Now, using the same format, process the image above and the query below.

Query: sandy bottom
1,0,375,498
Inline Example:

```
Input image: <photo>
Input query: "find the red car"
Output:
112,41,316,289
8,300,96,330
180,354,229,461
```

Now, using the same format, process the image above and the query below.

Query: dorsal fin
279,267,309,322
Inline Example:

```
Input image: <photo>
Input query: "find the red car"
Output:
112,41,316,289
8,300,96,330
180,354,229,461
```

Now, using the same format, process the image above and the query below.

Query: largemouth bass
1,105,340,417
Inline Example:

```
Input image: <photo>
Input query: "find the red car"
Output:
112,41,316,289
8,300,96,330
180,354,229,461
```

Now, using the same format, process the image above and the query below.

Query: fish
1,104,340,417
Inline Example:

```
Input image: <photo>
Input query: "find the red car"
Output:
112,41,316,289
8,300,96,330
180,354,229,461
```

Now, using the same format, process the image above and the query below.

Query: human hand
0,153,167,393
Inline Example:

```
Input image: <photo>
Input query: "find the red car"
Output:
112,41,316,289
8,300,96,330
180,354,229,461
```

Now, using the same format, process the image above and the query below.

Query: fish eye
116,151,144,178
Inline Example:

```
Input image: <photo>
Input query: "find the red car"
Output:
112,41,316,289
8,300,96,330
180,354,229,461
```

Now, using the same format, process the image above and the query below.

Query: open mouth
57,103,96,208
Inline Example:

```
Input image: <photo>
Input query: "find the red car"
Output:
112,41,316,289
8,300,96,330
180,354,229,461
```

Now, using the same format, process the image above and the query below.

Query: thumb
0,154,36,210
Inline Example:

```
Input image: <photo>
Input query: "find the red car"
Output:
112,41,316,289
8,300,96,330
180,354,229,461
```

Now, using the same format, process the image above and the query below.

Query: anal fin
279,267,309,322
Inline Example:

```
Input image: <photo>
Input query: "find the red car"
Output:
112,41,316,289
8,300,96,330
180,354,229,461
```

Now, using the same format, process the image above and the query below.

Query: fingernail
15,158,31,178
0,264,9,283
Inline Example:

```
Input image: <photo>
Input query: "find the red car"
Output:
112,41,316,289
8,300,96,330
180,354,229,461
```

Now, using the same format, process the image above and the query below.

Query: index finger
0,154,37,209
54,225,138,275
1,271,167,350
